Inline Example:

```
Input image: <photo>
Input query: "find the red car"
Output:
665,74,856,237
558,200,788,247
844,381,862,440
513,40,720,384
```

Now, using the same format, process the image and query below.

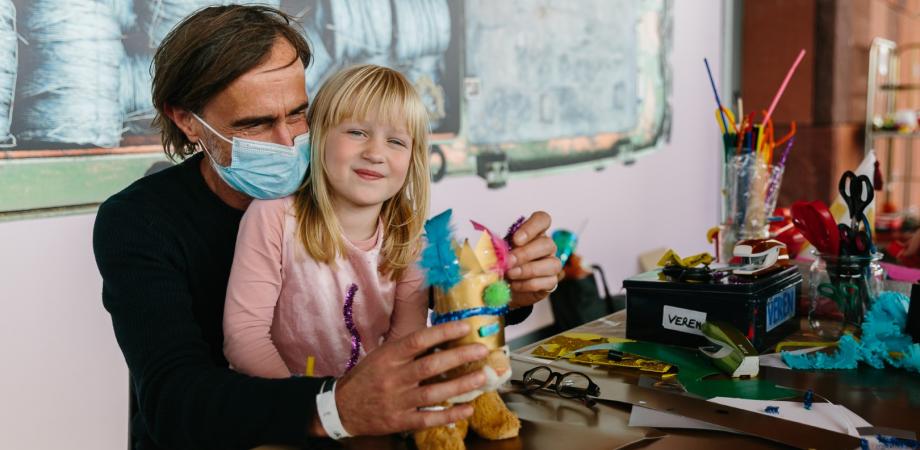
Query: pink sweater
223,197,427,379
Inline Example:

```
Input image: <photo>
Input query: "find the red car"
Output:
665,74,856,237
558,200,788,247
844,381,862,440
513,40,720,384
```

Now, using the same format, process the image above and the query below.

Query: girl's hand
505,211,563,309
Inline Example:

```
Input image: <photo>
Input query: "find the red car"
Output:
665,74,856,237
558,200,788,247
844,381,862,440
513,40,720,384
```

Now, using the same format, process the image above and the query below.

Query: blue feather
419,209,461,290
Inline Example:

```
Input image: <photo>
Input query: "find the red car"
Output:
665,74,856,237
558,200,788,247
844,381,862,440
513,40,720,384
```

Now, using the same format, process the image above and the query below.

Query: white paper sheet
758,346,824,370
628,397,871,438
628,405,737,433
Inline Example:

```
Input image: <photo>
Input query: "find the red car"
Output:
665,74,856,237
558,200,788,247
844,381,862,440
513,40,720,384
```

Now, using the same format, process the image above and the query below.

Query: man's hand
332,322,489,436
505,211,563,309
901,230,920,263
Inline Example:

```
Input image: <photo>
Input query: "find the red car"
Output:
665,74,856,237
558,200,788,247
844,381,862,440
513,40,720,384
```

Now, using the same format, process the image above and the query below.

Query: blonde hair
294,64,430,280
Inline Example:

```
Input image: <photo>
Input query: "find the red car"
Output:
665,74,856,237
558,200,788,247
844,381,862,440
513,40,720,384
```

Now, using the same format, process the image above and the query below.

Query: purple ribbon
504,216,525,248
343,283,361,373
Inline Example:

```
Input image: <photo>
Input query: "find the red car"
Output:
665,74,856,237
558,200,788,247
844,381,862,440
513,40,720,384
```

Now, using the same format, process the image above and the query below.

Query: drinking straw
736,115,748,155
737,97,744,123
777,136,796,168
765,137,796,212
704,58,730,136
756,49,806,156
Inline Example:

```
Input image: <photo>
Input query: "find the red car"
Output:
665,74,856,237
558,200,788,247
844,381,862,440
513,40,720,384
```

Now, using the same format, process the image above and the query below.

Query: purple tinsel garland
504,216,525,248
343,283,361,373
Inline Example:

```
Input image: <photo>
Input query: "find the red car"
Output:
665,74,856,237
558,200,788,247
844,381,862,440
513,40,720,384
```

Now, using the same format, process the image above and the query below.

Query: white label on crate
662,305,707,336
766,286,796,332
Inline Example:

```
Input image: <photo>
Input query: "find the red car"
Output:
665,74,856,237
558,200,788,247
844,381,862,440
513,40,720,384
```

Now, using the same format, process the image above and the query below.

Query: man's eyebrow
229,114,275,129
228,101,310,129
287,101,309,115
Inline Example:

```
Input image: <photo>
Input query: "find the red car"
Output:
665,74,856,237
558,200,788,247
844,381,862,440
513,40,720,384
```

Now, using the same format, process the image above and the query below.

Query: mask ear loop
192,113,233,166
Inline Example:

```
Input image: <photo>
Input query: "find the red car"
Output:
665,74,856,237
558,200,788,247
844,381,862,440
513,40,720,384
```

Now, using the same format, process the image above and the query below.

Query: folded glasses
521,365,600,406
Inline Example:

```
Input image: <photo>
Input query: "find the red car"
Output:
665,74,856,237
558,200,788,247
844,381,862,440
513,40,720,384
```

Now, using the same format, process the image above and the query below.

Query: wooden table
509,310,920,449
262,309,920,449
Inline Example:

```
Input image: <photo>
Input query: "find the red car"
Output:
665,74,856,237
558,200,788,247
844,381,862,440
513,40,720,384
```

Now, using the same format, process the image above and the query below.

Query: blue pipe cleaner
782,291,920,373
876,435,920,449
803,389,814,410
764,406,779,414
783,334,860,369
430,306,509,325
419,209,461,290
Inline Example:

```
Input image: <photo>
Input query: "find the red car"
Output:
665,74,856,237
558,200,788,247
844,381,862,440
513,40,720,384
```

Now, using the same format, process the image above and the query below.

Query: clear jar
808,251,885,339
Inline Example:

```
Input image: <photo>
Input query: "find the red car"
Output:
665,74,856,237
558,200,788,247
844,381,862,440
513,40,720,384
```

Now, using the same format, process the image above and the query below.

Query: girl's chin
339,193,390,209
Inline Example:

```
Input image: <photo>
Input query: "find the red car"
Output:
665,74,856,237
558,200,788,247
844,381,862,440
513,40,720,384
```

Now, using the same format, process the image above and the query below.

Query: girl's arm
223,198,292,379
386,265,429,340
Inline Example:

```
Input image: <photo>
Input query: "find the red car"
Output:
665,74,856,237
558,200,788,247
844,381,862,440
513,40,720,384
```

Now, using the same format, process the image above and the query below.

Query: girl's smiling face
324,112,413,210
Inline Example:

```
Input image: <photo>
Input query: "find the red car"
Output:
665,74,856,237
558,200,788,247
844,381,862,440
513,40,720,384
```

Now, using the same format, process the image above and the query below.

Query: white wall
0,2,723,448
0,213,128,450
439,0,724,340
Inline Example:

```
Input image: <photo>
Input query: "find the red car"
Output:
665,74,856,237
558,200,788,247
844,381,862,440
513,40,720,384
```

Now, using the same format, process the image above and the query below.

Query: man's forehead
208,41,308,121
241,49,304,81
225,37,305,90
253,43,303,75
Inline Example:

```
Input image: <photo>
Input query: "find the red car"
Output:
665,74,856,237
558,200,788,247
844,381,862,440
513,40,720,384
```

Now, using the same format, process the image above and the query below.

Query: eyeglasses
521,366,600,406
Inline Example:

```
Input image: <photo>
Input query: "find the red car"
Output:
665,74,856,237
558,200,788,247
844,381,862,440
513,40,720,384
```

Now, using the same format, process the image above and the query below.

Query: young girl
222,64,431,378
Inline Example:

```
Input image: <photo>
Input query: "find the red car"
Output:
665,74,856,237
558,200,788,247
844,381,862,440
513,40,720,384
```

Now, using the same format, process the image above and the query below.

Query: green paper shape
611,341,797,400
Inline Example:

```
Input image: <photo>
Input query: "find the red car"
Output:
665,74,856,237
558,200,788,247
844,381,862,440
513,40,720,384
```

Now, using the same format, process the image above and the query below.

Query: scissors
838,223,870,255
838,170,877,254
817,282,860,315
791,200,840,256
838,171,873,229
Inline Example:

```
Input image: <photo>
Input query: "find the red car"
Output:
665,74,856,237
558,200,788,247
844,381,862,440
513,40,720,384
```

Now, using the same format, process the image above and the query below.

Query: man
93,5,561,449
900,229,920,266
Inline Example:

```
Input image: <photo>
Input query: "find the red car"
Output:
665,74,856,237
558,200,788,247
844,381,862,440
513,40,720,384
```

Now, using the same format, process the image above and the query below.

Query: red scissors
791,200,840,256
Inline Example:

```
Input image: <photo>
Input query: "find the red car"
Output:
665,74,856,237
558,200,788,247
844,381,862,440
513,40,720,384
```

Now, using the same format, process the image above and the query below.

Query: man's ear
164,104,200,144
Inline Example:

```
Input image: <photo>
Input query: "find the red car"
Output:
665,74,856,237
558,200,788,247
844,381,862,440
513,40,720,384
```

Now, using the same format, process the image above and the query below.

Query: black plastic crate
623,266,802,352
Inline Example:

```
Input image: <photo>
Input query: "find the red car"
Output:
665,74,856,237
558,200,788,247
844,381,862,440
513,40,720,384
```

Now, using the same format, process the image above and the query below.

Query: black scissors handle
838,171,874,226
838,223,870,255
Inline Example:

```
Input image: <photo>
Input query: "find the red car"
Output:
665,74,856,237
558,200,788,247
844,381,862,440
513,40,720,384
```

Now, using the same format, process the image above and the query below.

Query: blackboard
0,0,671,213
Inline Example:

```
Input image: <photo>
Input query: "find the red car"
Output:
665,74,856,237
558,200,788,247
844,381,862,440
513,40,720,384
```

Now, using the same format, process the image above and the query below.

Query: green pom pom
483,281,511,307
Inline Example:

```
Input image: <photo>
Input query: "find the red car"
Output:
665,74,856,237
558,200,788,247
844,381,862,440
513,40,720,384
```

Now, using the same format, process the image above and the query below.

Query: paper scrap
759,347,824,370
629,397,871,438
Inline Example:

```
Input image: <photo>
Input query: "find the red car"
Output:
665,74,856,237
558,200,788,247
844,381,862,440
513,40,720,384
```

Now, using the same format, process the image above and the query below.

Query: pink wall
0,1,724,447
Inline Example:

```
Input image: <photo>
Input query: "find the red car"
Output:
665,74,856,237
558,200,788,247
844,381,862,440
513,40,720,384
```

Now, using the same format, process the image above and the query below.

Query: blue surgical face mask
193,113,310,200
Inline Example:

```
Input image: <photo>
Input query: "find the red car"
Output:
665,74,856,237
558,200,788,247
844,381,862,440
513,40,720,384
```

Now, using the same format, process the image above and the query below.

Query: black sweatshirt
93,153,532,450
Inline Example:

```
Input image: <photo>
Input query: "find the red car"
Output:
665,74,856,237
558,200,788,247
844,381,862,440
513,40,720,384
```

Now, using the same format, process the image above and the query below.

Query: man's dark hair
151,5,312,160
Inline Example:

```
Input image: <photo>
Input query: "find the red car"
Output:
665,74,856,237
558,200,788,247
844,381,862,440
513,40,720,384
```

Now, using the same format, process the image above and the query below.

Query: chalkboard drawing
15,0,132,148
0,1,671,213
434,0,672,186
144,0,281,49
0,0,17,147
299,0,458,134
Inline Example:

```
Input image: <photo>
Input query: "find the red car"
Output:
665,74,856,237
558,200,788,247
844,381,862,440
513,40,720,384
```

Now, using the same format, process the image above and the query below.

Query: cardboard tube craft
414,209,521,450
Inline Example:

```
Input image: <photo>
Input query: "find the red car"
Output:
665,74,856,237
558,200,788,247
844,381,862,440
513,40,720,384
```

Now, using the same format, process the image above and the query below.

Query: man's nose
271,119,308,146
271,123,295,146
